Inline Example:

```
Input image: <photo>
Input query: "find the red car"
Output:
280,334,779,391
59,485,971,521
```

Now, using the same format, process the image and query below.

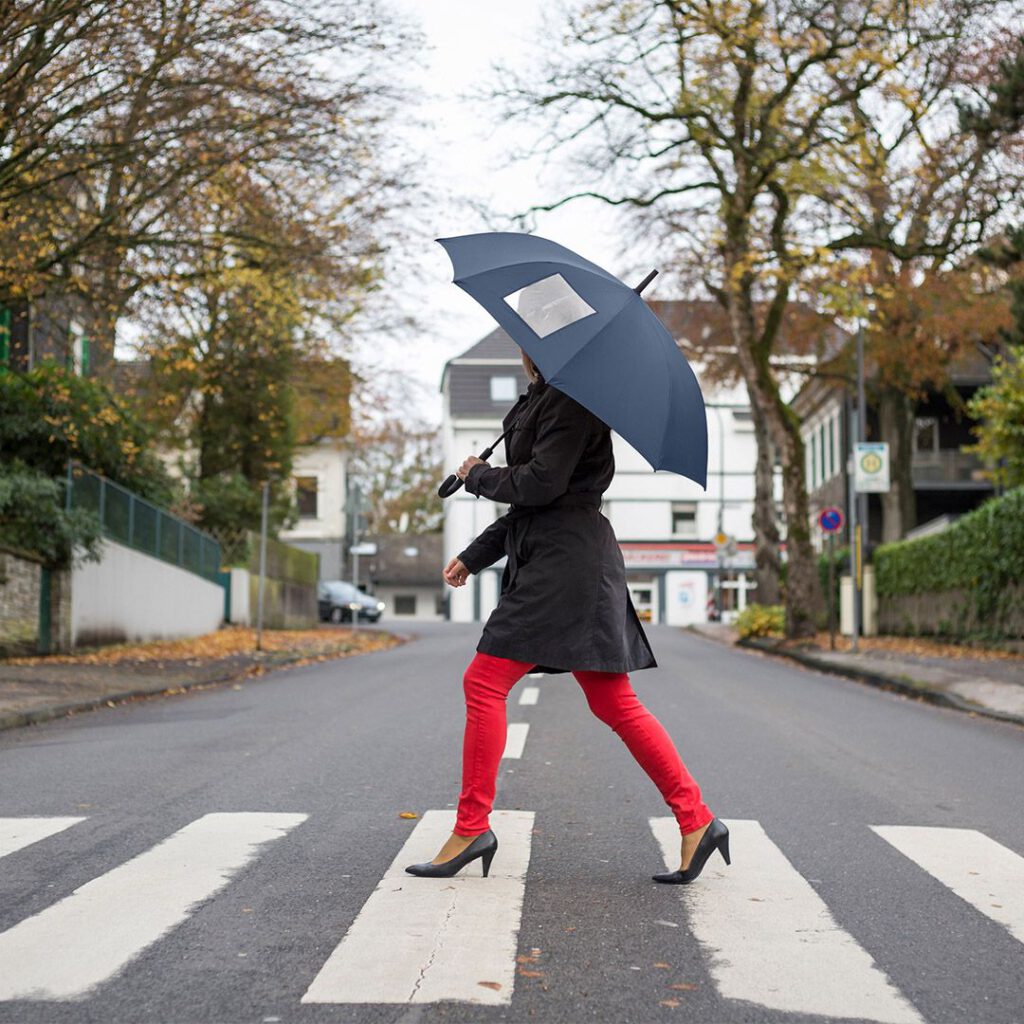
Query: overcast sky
378,0,655,424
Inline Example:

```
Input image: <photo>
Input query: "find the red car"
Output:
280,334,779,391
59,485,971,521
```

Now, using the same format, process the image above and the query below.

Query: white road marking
518,687,540,706
0,817,85,859
502,723,529,759
649,818,924,1024
0,812,307,1001
872,825,1024,945
302,808,534,1005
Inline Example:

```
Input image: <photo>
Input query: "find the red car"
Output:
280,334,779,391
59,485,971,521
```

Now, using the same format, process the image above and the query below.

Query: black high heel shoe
405,829,498,878
652,817,730,884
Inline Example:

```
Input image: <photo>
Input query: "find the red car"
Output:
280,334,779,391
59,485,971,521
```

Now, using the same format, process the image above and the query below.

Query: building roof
441,327,530,419
355,533,444,588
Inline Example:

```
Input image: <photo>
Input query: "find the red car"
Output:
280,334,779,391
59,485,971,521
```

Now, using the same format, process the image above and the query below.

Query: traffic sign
818,506,845,534
854,441,890,493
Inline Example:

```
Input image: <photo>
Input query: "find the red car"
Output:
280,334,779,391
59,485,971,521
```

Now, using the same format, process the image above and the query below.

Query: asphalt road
1,622,1022,1024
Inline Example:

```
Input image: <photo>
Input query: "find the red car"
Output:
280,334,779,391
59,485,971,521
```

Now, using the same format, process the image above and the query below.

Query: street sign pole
256,481,269,652
828,532,837,651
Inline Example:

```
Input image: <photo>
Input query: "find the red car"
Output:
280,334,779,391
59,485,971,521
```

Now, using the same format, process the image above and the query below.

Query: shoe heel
719,833,731,866
481,847,496,877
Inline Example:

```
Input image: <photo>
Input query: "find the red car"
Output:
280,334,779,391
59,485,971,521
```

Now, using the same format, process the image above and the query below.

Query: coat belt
501,492,603,588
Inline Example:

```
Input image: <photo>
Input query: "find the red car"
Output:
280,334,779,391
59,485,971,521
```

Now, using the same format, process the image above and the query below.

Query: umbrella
436,231,708,498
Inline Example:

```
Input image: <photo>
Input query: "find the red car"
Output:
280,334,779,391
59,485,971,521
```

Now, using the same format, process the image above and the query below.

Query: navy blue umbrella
436,231,708,495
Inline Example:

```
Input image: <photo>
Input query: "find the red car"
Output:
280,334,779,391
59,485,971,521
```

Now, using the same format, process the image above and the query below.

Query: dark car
317,580,385,624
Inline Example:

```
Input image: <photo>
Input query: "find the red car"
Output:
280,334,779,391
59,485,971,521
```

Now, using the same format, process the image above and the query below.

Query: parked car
317,580,385,624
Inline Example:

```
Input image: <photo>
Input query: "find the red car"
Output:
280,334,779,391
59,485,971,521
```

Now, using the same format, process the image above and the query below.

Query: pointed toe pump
405,829,498,878
653,817,730,885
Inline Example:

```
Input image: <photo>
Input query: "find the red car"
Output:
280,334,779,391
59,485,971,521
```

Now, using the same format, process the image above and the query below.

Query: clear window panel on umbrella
504,273,597,338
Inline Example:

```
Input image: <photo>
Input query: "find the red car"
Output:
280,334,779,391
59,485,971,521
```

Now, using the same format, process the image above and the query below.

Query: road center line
518,686,540,706
649,817,923,1024
301,808,534,1005
0,812,307,1001
0,817,86,860
872,825,1024,944
501,723,529,759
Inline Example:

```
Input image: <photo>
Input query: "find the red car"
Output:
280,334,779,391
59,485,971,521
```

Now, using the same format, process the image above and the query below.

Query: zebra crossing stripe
301,808,534,1005
0,812,307,1001
518,686,540,706
872,825,1024,945
649,818,924,1024
502,723,529,759
0,818,85,860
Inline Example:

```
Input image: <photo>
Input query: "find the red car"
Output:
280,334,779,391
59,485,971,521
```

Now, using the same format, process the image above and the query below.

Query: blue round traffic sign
818,506,844,534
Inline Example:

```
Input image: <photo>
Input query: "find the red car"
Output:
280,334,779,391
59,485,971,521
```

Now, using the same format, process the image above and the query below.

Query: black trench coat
456,379,657,674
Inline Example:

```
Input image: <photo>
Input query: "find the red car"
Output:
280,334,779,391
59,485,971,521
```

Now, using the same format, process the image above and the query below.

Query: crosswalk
1,810,1021,1015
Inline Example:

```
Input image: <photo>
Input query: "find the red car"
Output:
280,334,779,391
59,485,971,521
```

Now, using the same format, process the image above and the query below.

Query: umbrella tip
634,269,658,295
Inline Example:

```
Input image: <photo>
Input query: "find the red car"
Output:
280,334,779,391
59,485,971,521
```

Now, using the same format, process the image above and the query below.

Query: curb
0,633,412,734
737,637,1024,729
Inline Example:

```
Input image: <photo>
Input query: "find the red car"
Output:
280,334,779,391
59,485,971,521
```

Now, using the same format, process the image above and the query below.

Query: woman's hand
456,455,487,480
443,557,469,588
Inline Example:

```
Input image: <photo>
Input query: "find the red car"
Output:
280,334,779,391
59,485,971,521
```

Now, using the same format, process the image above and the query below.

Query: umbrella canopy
437,231,708,488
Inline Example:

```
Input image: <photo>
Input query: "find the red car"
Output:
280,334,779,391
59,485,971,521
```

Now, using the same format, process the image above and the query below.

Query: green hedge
874,487,1024,627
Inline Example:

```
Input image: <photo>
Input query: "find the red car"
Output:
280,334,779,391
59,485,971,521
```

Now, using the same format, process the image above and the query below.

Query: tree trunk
725,283,820,637
750,399,782,606
877,386,917,542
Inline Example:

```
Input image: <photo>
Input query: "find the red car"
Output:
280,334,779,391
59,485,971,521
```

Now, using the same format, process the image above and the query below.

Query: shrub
874,487,1024,637
735,604,786,639
0,463,102,568
0,363,173,503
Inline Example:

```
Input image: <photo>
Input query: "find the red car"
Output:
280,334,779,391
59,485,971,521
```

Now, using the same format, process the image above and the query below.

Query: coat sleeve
456,513,510,574
463,390,593,506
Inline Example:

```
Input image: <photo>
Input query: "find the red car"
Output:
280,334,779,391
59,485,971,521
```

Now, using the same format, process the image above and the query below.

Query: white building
441,315,777,626
279,440,349,580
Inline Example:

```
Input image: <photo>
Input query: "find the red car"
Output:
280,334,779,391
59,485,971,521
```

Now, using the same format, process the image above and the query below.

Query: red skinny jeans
455,651,713,838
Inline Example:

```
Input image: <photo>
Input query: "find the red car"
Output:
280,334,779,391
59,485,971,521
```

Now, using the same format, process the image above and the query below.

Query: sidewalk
0,626,404,732
689,622,1024,727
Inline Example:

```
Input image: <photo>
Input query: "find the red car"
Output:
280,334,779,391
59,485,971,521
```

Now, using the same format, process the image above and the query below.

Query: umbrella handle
438,473,463,498
437,440,501,499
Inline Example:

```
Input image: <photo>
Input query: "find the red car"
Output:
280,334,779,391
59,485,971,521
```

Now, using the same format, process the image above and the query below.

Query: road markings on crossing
649,818,924,1024
302,808,534,1005
0,817,85,860
502,723,529,759
518,686,540,706
872,825,1024,945
0,812,306,1001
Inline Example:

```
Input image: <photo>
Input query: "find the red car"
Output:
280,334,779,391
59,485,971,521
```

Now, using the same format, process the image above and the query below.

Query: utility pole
350,482,362,631
256,480,269,652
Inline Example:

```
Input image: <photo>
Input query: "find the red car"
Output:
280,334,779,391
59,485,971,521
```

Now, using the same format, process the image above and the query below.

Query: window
490,375,517,402
68,321,89,376
671,501,698,538
504,273,596,338
818,422,826,483
295,476,318,518
914,417,939,461
828,415,837,480
731,409,754,431
809,432,818,488
394,594,417,615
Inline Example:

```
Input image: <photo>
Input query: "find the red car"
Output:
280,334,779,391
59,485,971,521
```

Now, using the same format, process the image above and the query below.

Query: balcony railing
911,449,991,487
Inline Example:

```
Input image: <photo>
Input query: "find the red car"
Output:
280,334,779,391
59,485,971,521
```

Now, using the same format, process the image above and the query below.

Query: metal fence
65,462,221,580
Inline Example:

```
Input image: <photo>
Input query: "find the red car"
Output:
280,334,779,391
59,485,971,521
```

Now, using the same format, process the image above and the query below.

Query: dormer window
490,375,517,402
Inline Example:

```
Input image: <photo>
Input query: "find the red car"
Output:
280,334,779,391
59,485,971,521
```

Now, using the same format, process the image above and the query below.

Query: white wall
664,570,709,626
71,539,224,646
280,442,347,543
228,568,251,626
374,584,444,621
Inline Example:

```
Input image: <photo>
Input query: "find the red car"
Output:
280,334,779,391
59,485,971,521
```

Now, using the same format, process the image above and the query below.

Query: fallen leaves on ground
4,626,402,666
787,633,1024,663
398,812,418,819
477,981,502,991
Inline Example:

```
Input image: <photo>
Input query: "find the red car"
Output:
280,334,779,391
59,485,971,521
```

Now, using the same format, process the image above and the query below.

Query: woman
405,348,729,884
